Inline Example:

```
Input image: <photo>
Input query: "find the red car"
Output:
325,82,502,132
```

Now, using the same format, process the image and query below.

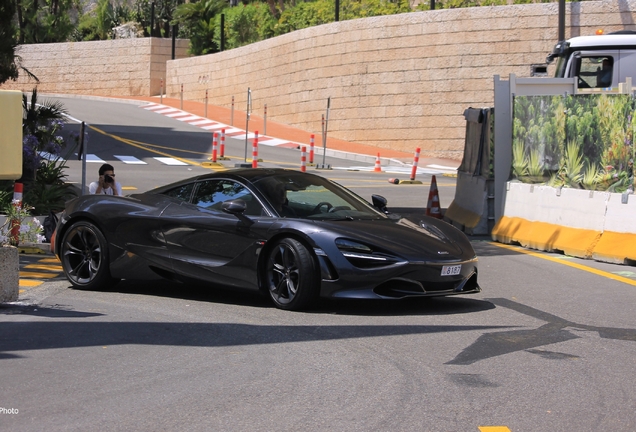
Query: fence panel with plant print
512,94,635,193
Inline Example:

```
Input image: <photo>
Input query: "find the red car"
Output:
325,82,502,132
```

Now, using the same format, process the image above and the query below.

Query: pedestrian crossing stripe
78,154,106,163
81,154,189,166
115,155,147,164
154,157,189,166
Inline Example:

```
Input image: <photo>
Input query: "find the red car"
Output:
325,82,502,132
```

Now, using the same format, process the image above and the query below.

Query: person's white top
89,181,123,196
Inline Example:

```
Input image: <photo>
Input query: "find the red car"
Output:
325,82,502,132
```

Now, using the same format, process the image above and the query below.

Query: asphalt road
2,97,636,431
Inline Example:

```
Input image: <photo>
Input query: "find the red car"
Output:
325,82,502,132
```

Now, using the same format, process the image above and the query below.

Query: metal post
205,89,208,118
335,0,339,21
180,84,183,110
430,0,435,10
322,97,331,167
160,78,163,104
264,104,267,136
244,88,251,162
80,122,87,195
558,0,565,42
231,96,235,126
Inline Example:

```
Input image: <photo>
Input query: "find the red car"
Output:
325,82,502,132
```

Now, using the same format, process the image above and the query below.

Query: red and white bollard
10,182,23,246
410,147,421,181
309,134,315,164
220,129,226,158
211,132,218,162
374,153,382,172
252,131,259,168
301,146,307,172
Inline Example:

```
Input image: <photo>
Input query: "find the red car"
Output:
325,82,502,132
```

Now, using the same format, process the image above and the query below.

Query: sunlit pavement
18,253,65,294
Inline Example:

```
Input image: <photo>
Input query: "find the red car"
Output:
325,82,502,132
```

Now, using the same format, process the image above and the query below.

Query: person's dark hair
99,163,115,176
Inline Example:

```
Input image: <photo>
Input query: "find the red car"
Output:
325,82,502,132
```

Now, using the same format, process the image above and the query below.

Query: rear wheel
265,238,319,310
60,221,118,290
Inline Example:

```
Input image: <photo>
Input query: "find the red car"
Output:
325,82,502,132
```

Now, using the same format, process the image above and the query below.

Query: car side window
576,56,613,89
162,183,195,202
192,180,264,216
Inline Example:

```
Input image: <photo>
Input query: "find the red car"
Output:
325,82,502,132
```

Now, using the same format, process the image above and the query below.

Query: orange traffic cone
374,153,382,172
425,175,443,219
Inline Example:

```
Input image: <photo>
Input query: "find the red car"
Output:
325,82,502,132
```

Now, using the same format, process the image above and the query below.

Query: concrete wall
491,183,636,265
2,38,189,97
3,1,636,159
165,0,636,159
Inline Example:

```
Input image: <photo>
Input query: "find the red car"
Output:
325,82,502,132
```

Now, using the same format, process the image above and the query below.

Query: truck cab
546,30,636,89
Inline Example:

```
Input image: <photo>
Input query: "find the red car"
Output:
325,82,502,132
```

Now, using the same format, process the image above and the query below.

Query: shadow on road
78,278,495,317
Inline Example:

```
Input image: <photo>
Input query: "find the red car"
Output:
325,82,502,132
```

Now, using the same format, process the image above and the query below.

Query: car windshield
253,172,387,220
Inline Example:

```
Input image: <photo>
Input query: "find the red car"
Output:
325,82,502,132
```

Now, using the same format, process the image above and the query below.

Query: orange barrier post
425,175,443,219
410,147,420,181
220,129,226,158
252,131,259,168
301,146,307,172
211,132,218,162
309,134,315,164
374,153,382,172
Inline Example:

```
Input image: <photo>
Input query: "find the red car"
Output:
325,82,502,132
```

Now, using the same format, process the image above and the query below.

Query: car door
160,179,276,289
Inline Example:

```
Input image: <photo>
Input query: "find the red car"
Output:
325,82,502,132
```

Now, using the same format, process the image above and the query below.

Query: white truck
544,30,636,89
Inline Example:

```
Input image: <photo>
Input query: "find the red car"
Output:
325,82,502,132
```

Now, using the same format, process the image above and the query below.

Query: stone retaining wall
2,38,189,97
2,1,635,159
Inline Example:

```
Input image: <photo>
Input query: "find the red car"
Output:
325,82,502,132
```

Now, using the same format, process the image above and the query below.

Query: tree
15,0,80,44
0,0,19,83
0,0,38,85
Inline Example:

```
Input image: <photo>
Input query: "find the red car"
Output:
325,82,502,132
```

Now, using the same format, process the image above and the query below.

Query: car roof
567,33,636,49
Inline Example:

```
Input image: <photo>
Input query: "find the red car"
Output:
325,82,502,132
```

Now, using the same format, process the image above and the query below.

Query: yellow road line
479,427,511,432
24,264,63,271
20,271,59,279
491,242,636,287
38,258,60,263
88,125,206,167
19,280,43,287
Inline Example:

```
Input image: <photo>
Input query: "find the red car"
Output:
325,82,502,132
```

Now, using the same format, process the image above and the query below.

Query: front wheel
264,238,319,311
60,220,118,290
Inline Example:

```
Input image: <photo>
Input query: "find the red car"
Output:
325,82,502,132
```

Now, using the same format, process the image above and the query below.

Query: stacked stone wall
2,38,189,97
2,1,636,159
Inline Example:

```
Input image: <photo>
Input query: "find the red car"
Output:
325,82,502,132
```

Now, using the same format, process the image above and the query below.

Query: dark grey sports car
53,168,480,310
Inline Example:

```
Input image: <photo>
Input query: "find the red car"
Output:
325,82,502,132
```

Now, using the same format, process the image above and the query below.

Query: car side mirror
371,194,388,213
222,199,254,226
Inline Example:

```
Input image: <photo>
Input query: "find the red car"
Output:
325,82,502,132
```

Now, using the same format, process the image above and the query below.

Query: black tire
60,220,118,290
264,238,319,311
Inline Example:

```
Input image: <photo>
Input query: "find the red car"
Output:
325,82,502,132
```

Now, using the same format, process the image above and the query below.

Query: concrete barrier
491,182,636,264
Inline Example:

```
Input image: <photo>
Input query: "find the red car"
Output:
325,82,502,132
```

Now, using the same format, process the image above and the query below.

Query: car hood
313,217,472,262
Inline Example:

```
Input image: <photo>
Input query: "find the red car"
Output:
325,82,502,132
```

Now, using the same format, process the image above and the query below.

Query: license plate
441,265,461,276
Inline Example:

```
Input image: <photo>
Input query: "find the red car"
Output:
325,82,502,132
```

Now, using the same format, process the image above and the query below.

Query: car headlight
335,238,404,268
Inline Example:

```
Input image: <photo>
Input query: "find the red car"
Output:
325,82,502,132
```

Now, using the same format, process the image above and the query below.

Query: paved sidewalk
120,95,461,172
